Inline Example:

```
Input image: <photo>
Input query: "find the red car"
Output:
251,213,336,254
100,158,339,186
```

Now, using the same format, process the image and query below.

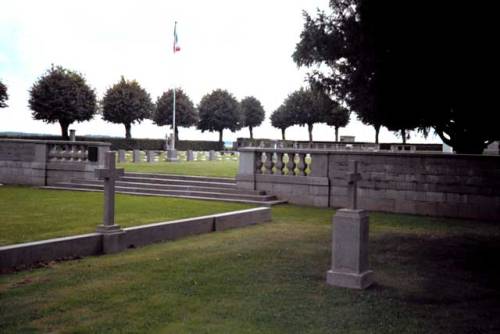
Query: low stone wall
237,148,500,221
0,139,110,186
0,207,271,270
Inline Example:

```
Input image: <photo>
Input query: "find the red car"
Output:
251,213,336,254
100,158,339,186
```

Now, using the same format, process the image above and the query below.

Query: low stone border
0,207,271,270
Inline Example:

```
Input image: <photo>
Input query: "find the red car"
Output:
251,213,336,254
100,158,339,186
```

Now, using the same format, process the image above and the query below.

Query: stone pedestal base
327,269,374,289
166,149,178,162
96,225,125,254
326,208,374,289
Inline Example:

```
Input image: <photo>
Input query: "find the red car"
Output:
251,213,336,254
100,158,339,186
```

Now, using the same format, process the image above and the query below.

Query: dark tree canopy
294,0,499,153
197,89,242,143
29,66,97,139
240,96,265,139
101,77,153,139
270,104,294,140
0,80,8,108
153,88,198,140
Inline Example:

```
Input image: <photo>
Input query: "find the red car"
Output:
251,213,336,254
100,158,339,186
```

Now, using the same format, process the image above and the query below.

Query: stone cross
95,151,125,233
347,160,362,209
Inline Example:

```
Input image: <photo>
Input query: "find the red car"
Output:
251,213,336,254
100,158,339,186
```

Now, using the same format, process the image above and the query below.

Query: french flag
173,21,181,53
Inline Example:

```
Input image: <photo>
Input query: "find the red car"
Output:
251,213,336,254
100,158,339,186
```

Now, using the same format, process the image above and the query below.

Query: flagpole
168,21,179,162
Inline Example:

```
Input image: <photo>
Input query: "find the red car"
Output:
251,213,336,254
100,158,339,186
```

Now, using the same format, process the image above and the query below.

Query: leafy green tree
101,77,153,139
153,88,198,140
282,88,324,143
240,96,265,139
270,104,294,140
294,0,499,152
28,66,97,139
197,89,242,143
323,102,350,142
0,80,8,108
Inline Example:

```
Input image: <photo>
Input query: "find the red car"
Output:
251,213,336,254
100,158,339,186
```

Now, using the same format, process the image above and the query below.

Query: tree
282,88,324,143
197,89,242,143
0,80,8,108
240,96,265,139
270,105,294,140
153,88,198,140
101,77,153,139
29,66,97,139
294,0,500,153
323,103,350,142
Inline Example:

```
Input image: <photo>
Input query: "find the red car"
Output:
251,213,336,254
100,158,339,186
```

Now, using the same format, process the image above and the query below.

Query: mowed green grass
0,186,253,245
117,160,238,178
1,200,500,333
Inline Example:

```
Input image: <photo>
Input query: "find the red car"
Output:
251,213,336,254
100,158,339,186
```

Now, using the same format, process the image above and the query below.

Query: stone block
214,207,271,231
326,209,373,289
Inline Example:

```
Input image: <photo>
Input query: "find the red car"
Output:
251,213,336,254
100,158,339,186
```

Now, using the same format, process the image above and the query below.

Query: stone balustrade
0,139,110,186
237,147,500,221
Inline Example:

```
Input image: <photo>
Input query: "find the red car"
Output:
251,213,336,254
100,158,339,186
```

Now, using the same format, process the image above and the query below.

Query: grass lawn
0,186,253,245
117,160,239,178
1,195,500,333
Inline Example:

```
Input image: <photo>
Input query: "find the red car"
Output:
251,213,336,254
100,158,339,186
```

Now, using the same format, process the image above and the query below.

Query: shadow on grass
372,232,500,333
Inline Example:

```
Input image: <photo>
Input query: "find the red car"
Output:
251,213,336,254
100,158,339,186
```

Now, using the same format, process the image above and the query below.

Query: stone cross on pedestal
347,160,362,209
326,159,374,289
95,151,125,234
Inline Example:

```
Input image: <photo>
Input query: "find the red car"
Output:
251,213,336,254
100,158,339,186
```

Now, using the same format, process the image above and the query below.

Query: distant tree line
25,66,266,143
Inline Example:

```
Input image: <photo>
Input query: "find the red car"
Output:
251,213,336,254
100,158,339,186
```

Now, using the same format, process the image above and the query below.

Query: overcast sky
0,0,441,144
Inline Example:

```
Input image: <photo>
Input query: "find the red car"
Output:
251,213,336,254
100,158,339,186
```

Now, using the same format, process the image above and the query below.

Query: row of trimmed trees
26,66,266,142
270,88,350,142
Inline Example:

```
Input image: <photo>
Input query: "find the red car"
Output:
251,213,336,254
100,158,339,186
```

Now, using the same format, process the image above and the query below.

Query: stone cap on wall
0,138,111,146
238,147,500,160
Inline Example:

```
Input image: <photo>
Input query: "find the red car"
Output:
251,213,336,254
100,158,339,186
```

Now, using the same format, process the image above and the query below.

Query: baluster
255,152,264,174
274,152,284,175
286,153,296,176
48,144,57,161
296,153,306,176
263,152,273,174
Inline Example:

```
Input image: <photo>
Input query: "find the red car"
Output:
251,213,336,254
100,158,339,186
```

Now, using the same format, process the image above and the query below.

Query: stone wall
0,139,110,186
237,148,500,221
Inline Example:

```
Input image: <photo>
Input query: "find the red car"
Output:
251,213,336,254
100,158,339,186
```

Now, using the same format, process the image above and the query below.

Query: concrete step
119,176,238,189
41,185,286,206
124,172,236,184
49,183,278,202
70,179,266,195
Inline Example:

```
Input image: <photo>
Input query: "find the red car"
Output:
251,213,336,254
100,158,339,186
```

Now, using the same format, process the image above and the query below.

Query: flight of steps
42,172,286,206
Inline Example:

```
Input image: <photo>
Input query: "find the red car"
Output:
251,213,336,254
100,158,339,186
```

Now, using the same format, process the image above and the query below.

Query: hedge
0,134,224,151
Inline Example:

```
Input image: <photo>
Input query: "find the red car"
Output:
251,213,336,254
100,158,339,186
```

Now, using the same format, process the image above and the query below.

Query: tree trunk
335,126,339,142
374,125,380,144
308,123,313,143
281,128,286,140
125,123,131,139
219,129,223,144
401,129,406,144
249,126,253,139
59,121,70,140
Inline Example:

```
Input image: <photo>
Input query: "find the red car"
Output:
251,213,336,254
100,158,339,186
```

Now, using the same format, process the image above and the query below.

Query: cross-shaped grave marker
347,160,362,209
95,151,125,233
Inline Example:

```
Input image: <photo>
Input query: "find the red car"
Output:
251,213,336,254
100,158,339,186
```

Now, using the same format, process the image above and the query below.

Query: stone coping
0,138,111,146
238,147,500,160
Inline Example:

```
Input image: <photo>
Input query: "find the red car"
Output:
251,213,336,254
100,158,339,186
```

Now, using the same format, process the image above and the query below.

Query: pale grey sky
0,0,441,144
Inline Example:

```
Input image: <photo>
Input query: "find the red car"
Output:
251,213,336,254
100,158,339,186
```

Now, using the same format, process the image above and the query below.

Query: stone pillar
186,150,194,161
132,149,141,163
326,209,373,289
118,150,126,163
209,150,216,161
146,150,155,163
69,129,76,142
